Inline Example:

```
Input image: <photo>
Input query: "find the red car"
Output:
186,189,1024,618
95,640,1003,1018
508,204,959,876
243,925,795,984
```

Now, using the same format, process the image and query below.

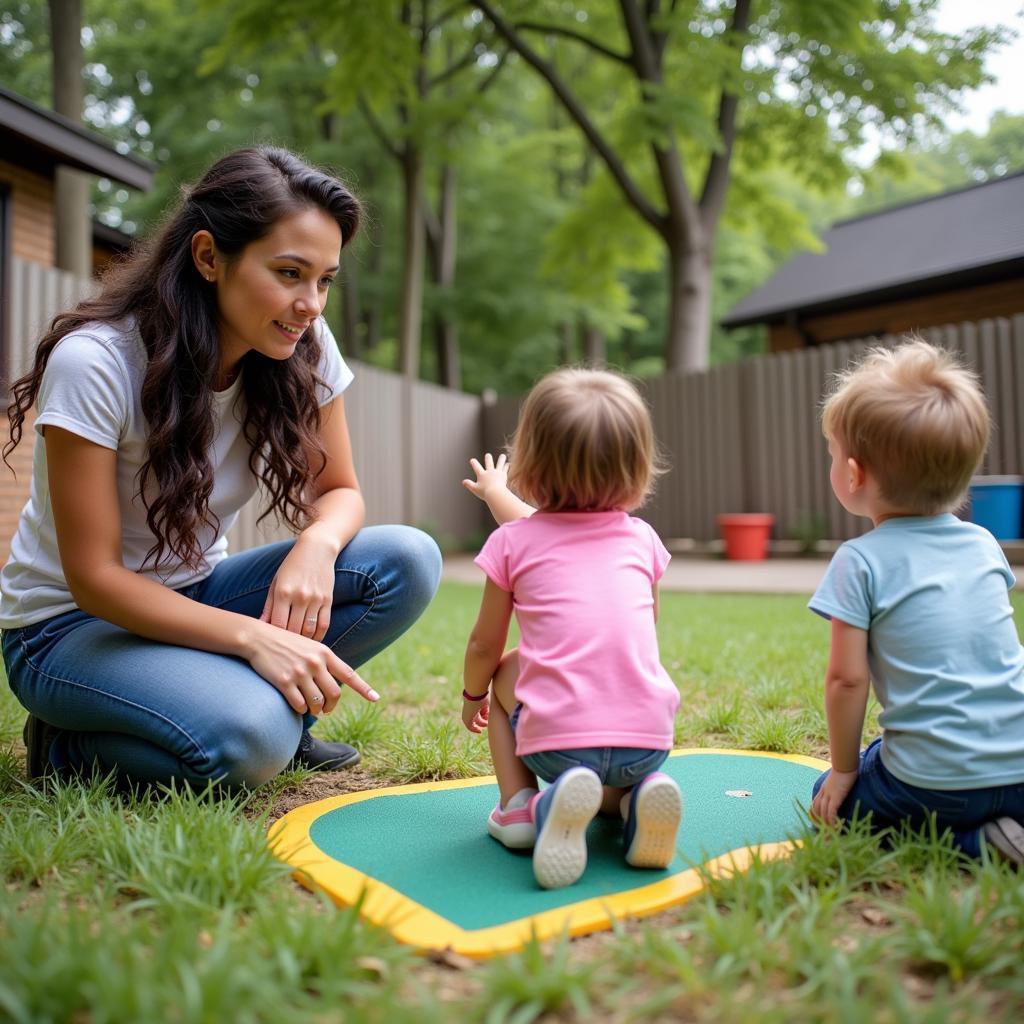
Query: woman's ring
306,615,317,624
310,694,323,704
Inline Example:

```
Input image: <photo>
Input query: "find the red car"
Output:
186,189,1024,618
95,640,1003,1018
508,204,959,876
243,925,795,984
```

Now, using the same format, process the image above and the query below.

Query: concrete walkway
442,554,831,594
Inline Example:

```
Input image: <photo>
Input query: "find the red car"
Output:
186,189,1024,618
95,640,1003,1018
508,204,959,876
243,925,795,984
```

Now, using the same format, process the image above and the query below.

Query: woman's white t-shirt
0,318,351,629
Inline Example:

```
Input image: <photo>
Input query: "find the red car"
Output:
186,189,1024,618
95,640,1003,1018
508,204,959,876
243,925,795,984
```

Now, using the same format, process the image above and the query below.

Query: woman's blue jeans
813,737,1024,859
1,525,441,789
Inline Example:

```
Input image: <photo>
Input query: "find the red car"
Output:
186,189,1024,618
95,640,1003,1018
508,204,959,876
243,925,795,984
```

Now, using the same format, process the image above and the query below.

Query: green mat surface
270,749,827,956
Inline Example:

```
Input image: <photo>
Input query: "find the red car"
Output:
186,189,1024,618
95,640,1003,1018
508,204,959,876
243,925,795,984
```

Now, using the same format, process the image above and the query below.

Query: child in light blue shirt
809,340,1024,864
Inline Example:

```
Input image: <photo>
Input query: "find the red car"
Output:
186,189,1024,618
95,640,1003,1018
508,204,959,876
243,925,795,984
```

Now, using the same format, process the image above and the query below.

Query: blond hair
821,339,990,515
508,368,663,512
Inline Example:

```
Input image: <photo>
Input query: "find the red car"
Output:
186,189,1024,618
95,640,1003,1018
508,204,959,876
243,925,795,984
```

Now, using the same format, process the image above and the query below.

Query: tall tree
218,0,506,385
473,0,1003,371
49,0,91,276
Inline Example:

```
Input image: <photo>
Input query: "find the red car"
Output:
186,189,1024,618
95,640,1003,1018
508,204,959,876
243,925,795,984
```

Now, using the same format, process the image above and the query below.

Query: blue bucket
967,476,1024,540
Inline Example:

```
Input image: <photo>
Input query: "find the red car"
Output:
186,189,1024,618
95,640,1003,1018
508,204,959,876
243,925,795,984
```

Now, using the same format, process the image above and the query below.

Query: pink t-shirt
474,510,680,756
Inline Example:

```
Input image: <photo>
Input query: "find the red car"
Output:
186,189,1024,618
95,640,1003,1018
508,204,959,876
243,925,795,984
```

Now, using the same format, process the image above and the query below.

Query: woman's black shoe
22,714,62,781
290,732,361,771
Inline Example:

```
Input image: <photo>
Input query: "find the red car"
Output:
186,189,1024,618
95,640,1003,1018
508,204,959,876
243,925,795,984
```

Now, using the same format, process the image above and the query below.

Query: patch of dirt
263,766,385,824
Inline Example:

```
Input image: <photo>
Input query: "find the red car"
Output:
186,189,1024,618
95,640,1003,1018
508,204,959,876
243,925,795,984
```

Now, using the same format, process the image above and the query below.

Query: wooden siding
0,160,55,266
769,276,1024,352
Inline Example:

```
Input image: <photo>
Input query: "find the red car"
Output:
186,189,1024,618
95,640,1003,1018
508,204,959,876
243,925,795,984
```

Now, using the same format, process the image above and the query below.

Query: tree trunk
433,163,459,389
435,317,460,390
365,243,382,351
340,249,363,358
398,147,425,379
582,322,605,366
470,0,743,374
397,146,425,527
362,167,381,351
666,243,713,373
49,0,91,278
557,321,575,365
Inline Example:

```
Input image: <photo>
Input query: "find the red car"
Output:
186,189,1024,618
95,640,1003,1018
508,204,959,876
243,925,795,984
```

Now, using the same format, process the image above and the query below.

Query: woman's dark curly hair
4,146,361,572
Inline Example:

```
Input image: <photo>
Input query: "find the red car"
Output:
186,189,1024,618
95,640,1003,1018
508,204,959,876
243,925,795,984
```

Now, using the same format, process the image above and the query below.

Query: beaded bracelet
462,688,489,702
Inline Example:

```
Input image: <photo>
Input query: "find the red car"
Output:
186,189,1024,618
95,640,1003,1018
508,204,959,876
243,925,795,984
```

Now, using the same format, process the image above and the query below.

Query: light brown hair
821,338,990,514
508,368,663,512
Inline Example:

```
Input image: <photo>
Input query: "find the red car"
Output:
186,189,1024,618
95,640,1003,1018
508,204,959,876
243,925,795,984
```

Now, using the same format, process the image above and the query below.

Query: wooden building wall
769,277,1024,352
0,159,55,266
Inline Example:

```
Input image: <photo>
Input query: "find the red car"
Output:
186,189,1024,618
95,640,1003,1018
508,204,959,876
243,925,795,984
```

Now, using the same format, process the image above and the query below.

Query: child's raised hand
462,453,509,503
462,694,490,733
810,768,859,826
462,453,536,525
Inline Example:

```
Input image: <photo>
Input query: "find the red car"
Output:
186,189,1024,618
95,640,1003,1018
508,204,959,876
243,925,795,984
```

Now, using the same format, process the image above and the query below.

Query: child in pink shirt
461,368,682,889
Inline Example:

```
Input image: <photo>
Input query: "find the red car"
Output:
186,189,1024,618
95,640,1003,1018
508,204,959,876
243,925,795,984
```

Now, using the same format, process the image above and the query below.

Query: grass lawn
1,583,1022,1022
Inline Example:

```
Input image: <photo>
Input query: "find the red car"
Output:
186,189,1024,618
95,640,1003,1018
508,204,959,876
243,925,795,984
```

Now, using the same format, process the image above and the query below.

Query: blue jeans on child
813,737,1024,859
509,704,668,787
2,526,441,789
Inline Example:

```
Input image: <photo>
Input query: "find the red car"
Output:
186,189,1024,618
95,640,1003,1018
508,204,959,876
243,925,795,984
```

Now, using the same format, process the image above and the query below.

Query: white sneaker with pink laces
487,787,539,849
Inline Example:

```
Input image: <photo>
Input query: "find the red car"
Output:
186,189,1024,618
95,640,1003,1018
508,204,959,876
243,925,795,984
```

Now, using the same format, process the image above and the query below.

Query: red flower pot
717,513,775,561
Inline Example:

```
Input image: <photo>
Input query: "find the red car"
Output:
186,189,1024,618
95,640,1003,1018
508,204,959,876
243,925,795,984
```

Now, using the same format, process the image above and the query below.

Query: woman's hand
260,534,337,642
462,694,490,733
244,618,379,715
810,768,858,826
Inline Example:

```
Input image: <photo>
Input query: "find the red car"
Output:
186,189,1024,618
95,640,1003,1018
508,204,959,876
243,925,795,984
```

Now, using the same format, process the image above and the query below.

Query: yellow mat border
268,747,829,959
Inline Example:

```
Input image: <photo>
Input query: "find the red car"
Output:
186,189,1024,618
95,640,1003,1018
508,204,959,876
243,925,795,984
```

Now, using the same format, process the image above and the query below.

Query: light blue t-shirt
809,514,1024,790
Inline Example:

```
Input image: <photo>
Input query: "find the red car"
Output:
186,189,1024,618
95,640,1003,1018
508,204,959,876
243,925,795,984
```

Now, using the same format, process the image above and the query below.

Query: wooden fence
224,359,485,552
6,258,97,382
6,258,1024,551
483,315,1024,543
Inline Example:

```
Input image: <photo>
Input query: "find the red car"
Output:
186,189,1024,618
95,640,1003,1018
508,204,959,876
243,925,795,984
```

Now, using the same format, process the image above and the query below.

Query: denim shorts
510,703,669,787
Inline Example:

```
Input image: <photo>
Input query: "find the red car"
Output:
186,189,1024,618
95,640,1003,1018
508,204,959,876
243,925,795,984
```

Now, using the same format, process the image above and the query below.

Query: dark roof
0,86,153,192
722,171,1024,328
92,220,136,250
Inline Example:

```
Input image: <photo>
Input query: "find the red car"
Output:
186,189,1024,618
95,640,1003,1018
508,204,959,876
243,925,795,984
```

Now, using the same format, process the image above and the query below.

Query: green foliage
86,784,288,911
375,715,491,783
478,933,596,1023
892,867,1019,983
855,110,1024,214
317,698,389,751
0,886,427,1024
0,1,1014,383
0,1,51,103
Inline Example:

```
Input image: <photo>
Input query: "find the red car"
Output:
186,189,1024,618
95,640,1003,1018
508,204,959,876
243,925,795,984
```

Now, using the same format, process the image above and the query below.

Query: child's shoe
622,772,683,869
530,767,602,889
982,817,1024,866
487,787,539,849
